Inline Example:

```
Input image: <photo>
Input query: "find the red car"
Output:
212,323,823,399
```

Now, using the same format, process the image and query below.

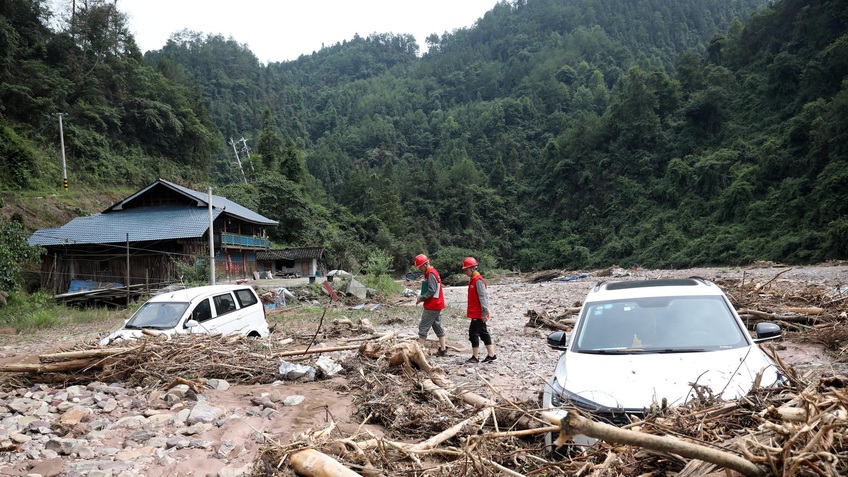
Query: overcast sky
111,0,499,63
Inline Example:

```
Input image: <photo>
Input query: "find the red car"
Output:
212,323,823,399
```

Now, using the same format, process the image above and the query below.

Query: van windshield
125,302,189,329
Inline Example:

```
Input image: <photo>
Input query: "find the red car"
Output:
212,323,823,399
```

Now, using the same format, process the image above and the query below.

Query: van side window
235,288,258,308
213,293,237,316
192,299,212,323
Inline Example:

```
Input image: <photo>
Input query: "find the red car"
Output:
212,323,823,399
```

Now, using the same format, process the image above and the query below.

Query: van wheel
246,331,261,338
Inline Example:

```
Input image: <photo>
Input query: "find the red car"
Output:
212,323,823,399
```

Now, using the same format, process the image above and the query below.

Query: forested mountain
2,0,847,280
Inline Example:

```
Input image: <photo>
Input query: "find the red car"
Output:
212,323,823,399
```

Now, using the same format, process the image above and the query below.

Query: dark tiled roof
256,247,323,260
29,205,223,246
110,179,277,226
30,179,278,247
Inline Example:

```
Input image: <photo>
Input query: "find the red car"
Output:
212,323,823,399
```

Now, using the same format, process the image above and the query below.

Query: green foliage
172,257,210,287
363,249,393,277
360,274,403,298
6,0,848,283
0,120,39,189
0,291,60,332
0,217,44,291
428,246,497,276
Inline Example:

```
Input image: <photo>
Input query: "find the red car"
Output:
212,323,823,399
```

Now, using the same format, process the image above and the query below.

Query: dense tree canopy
2,0,846,278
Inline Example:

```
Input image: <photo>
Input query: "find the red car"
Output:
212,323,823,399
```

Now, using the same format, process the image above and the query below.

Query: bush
0,291,60,332
173,257,210,287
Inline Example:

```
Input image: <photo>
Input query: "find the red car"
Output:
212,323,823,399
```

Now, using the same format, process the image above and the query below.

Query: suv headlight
549,380,605,412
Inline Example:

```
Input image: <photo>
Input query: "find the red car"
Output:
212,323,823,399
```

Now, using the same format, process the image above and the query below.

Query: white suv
100,285,271,346
542,277,783,450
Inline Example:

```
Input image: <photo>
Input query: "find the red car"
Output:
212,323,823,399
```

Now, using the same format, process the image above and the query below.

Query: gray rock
217,440,236,458
125,430,157,445
173,408,191,424
7,398,33,414
250,396,275,409
45,437,79,455
206,379,230,391
283,395,305,406
186,402,222,425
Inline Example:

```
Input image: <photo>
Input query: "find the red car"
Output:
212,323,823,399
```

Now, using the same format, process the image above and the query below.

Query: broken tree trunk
289,448,362,477
38,347,135,363
276,344,362,357
422,378,456,410
388,342,442,374
542,411,766,477
0,358,103,373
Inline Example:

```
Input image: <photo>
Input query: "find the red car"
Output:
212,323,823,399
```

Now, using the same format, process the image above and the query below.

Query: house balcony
220,232,269,249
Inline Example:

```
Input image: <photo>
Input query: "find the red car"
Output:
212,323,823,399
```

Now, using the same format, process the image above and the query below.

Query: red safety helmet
462,257,478,269
414,254,430,268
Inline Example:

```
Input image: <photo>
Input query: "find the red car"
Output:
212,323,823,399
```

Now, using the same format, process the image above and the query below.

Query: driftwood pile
247,338,848,477
0,331,363,388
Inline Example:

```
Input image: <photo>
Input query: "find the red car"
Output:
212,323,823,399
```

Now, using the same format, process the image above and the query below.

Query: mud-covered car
542,277,784,450
100,284,270,346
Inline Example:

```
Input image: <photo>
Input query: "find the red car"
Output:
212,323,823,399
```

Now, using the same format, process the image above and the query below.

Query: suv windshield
125,302,189,329
573,295,748,352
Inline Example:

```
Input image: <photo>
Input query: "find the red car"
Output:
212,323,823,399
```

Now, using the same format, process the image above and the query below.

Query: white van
100,285,271,346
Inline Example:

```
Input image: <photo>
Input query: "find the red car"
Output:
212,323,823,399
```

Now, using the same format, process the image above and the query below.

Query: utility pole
208,187,216,285
228,137,248,184
53,113,68,190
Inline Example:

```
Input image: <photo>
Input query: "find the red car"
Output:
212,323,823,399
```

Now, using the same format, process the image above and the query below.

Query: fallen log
38,347,135,363
276,344,361,357
289,448,362,477
782,307,823,315
0,358,102,373
542,411,766,477
411,407,493,451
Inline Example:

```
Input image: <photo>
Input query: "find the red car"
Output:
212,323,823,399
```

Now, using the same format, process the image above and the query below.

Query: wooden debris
289,448,362,477
543,410,767,477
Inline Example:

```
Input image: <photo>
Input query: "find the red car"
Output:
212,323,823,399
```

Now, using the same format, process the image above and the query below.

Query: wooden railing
220,232,269,248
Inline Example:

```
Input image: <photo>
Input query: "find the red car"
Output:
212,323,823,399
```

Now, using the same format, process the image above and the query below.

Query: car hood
555,347,781,409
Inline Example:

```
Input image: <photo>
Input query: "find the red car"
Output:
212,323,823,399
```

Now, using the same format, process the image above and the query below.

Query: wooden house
28,179,278,296
256,247,324,278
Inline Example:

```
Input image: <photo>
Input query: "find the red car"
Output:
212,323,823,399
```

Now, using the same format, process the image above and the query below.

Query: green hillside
2,0,847,291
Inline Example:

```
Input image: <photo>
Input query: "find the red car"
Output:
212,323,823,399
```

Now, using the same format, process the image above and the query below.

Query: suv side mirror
185,320,200,329
753,322,782,343
547,331,569,351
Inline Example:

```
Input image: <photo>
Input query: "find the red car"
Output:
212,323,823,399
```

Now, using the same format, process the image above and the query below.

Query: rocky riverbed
1,263,846,476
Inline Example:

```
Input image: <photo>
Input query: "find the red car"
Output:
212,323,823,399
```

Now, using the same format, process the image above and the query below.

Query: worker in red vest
414,254,448,356
463,257,496,363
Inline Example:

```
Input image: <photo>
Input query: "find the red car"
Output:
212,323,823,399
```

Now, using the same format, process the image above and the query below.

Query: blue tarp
68,279,124,293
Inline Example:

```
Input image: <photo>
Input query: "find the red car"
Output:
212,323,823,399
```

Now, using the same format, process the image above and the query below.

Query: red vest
423,267,445,310
467,273,487,319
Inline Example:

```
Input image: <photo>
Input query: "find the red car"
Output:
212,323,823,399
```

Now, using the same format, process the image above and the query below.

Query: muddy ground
1,263,846,476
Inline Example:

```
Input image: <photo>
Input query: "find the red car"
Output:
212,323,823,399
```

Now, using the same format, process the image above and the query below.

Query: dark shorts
468,318,492,347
